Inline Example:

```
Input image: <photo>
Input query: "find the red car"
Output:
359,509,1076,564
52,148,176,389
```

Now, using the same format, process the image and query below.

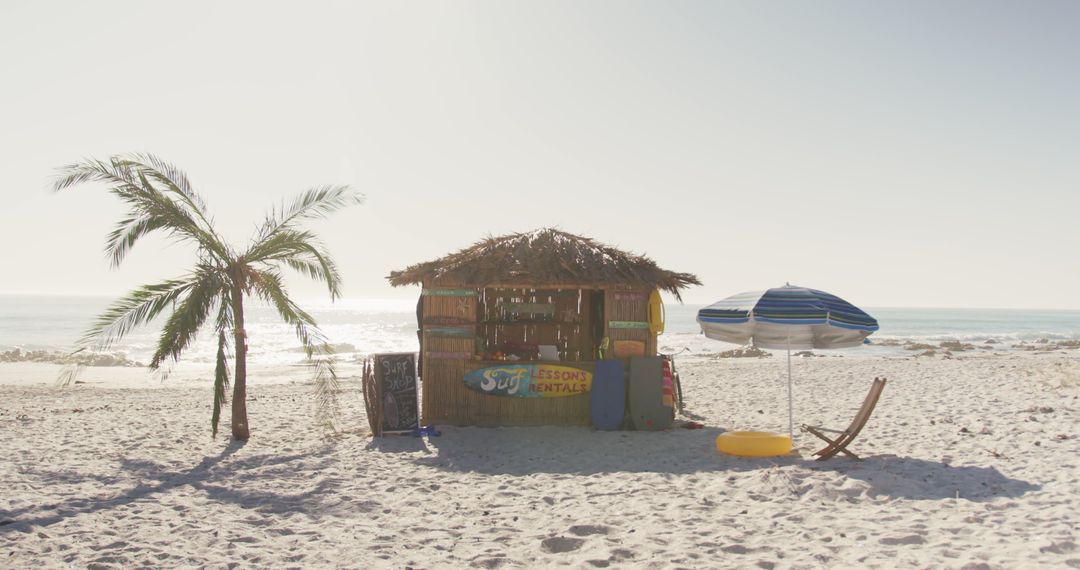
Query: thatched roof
387,228,700,300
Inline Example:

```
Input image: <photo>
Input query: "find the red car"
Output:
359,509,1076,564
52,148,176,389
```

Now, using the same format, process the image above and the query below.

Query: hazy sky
1,1,1077,308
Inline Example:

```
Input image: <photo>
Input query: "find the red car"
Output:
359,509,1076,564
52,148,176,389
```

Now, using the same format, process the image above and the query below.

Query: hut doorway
590,289,605,354
478,288,595,362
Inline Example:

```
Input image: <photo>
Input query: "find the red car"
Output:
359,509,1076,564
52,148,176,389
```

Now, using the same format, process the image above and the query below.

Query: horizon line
1,292,1078,313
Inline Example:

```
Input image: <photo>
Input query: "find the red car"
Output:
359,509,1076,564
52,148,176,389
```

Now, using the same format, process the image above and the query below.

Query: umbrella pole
787,328,793,440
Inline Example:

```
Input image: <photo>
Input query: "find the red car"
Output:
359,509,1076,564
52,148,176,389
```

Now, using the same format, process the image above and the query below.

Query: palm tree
53,154,362,440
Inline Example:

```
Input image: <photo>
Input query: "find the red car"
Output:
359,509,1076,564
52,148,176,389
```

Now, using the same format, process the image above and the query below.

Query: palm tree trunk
230,283,250,440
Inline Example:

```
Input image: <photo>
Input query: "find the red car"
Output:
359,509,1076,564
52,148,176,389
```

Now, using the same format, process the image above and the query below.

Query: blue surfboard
629,356,672,431
590,360,626,430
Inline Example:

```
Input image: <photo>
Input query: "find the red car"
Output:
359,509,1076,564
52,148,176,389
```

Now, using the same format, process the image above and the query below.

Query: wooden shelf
481,320,582,325
468,360,596,367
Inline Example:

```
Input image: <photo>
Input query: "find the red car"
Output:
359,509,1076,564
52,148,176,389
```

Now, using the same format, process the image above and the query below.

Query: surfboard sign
464,364,592,398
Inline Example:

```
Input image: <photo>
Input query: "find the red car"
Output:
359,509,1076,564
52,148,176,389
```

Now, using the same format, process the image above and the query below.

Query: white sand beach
2,352,1079,569
3,0,1078,567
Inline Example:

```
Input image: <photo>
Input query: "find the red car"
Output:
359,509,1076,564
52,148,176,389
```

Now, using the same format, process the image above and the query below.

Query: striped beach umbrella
696,284,878,438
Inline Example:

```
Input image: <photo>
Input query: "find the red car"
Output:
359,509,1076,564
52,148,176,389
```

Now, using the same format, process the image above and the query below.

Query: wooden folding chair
801,377,887,461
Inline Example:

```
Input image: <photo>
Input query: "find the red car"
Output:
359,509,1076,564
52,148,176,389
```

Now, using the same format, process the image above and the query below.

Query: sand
2,352,1079,569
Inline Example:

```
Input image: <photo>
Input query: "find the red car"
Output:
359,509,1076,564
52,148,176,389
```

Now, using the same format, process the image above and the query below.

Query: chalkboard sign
366,352,419,435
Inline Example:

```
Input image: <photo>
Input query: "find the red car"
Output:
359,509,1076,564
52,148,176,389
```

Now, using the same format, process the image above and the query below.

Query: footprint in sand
1042,541,1078,554
473,556,508,569
540,536,585,553
89,541,128,552
879,534,926,546
568,524,611,537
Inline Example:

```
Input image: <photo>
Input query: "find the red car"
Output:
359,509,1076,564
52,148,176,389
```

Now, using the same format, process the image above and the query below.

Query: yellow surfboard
647,289,665,335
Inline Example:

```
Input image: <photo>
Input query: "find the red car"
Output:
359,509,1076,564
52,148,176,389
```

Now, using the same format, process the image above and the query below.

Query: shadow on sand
365,436,429,454
807,454,1041,501
0,439,347,532
411,426,1039,502
415,425,799,475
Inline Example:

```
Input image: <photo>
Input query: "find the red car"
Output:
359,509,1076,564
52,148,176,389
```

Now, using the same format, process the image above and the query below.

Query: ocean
2,295,1079,368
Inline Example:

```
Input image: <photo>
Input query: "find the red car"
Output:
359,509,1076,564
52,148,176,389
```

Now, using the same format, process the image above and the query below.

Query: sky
0,1,1077,309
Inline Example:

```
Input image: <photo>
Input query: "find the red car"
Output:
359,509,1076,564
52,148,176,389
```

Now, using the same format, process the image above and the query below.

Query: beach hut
388,228,700,427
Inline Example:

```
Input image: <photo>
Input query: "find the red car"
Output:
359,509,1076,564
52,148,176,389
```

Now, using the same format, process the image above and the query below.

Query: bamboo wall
604,286,654,356
419,285,478,425
420,282,654,427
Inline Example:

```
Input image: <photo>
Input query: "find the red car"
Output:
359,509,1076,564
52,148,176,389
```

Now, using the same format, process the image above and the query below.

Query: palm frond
214,298,234,337
75,276,202,353
148,270,225,370
104,216,163,268
245,229,342,299
312,358,342,433
281,257,338,292
57,363,84,388
255,185,362,241
113,154,223,244
52,157,118,192
53,157,231,264
249,268,340,430
119,153,206,213
211,329,231,438
210,301,233,437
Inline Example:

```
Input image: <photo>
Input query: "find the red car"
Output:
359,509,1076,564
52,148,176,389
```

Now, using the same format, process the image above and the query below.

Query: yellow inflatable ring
716,431,793,457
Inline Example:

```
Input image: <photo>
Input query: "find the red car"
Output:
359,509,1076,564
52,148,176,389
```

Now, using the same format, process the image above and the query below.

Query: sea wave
0,347,142,367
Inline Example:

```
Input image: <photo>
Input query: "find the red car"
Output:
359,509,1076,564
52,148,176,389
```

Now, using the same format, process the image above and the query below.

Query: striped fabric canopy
697,285,878,350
